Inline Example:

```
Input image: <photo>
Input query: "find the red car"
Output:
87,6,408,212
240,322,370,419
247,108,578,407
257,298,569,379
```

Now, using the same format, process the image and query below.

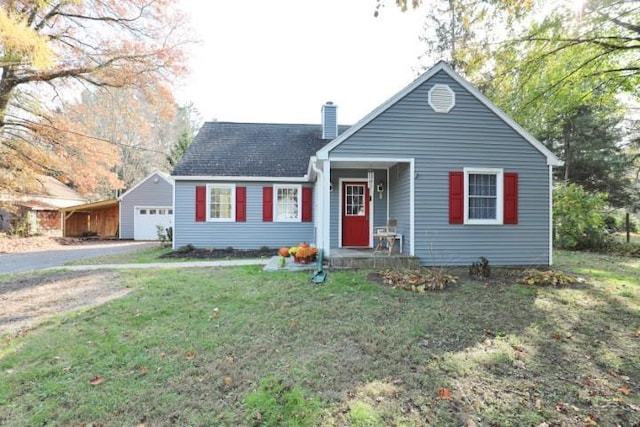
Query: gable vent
428,84,455,113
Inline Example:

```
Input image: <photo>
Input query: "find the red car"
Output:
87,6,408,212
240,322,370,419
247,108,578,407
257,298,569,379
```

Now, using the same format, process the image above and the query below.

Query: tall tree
408,0,639,207
0,0,191,195
64,85,194,194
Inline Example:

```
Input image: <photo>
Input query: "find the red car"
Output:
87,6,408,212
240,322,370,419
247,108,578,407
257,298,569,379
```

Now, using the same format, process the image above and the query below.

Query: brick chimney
321,102,337,140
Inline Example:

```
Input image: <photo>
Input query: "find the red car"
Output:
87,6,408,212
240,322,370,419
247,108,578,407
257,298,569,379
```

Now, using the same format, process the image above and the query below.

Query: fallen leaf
585,413,598,423
552,332,563,340
466,418,477,427
555,402,566,412
536,423,549,427
185,351,196,360
619,385,631,395
535,398,543,410
224,376,233,385
63,365,72,373
140,366,148,376
212,308,220,319
89,375,105,385
159,352,166,359
437,388,452,399
289,319,299,328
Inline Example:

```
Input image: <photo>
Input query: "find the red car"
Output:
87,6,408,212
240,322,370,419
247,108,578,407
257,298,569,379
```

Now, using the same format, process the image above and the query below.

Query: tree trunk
563,120,574,181
0,66,17,130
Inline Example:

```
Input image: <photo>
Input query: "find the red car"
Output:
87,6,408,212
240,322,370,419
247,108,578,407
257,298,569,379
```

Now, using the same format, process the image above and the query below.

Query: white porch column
322,159,331,255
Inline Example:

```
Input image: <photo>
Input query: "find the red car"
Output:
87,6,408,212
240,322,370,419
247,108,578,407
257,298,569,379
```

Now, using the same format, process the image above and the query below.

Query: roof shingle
171,122,348,178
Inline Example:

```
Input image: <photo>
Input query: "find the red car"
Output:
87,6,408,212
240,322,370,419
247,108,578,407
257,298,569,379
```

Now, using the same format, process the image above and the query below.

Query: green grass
1,251,639,426
64,245,175,265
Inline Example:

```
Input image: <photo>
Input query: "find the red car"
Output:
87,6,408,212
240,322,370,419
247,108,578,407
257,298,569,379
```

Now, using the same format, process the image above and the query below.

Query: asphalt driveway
0,241,156,275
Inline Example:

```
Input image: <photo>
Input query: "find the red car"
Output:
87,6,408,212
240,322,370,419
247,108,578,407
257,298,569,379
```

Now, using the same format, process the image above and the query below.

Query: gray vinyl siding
120,173,173,239
174,181,314,249
329,71,550,265
328,169,387,248
388,163,411,254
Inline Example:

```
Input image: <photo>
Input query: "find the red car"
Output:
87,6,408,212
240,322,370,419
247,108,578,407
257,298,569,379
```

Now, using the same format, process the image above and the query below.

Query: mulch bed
160,246,276,259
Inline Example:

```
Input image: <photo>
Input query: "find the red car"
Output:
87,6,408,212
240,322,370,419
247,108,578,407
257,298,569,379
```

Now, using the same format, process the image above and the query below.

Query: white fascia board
316,60,563,167
306,157,318,180
171,175,311,182
329,156,415,163
119,170,173,201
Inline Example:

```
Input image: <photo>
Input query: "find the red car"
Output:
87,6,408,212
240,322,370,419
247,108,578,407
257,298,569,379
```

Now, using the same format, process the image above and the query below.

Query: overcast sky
176,0,429,126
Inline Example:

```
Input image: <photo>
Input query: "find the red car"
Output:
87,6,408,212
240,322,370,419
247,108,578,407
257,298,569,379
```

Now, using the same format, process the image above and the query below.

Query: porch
328,248,420,269
313,158,416,260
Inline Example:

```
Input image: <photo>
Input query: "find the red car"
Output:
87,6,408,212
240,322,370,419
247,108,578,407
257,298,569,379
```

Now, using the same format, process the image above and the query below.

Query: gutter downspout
310,156,324,251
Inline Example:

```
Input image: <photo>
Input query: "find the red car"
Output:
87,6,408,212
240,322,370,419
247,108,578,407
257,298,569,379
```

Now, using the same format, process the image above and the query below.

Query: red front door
342,182,370,247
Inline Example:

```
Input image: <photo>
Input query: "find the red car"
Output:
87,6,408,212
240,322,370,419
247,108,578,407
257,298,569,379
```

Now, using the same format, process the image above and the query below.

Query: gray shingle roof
171,122,349,178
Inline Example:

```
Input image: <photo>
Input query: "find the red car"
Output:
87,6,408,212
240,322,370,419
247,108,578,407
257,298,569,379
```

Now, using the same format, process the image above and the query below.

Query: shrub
554,183,610,250
156,225,173,247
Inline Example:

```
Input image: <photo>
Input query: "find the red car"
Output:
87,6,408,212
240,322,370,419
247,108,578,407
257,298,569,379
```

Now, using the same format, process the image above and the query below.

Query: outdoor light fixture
377,180,385,199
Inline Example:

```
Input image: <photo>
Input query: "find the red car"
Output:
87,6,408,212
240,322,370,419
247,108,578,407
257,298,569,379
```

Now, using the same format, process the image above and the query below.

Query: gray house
171,61,562,265
119,171,173,240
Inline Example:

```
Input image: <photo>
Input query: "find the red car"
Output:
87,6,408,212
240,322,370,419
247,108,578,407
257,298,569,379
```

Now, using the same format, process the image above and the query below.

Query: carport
60,199,119,238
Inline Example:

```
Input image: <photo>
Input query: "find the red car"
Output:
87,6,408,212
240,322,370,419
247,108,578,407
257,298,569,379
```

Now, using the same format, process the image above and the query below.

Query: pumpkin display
298,242,310,249
278,247,290,257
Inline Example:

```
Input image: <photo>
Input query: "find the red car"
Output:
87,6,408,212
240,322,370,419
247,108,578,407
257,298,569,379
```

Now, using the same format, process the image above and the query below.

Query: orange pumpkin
298,242,310,248
278,247,290,257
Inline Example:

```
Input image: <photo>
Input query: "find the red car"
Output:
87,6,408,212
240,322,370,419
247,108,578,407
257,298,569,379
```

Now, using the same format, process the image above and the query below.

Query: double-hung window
207,184,235,221
464,168,503,225
274,184,301,222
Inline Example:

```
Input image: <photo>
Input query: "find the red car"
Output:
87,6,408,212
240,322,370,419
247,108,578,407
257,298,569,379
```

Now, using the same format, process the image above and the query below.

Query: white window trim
464,167,503,225
274,184,302,222
206,183,235,222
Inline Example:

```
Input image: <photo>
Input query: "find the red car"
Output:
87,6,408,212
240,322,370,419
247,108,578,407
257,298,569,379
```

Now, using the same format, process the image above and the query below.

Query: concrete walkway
57,258,268,271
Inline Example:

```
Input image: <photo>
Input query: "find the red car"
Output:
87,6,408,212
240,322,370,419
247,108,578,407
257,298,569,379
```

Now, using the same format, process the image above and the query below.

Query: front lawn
1,251,638,426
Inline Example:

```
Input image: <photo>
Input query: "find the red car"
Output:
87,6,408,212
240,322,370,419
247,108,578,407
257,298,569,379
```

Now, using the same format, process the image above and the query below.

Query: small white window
464,168,503,225
274,184,301,222
207,184,235,222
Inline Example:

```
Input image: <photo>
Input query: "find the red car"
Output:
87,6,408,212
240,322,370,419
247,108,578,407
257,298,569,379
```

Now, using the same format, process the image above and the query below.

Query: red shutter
195,186,206,222
302,187,312,222
449,171,464,224
236,186,246,222
263,186,273,222
504,172,518,224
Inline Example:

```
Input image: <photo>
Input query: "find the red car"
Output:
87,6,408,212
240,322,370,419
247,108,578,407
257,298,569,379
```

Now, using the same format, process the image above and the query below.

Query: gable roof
317,61,563,167
29,175,86,202
118,170,173,201
172,122,349,179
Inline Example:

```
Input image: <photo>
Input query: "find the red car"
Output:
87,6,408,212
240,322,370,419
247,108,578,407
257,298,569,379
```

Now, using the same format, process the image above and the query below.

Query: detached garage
119,171,174,240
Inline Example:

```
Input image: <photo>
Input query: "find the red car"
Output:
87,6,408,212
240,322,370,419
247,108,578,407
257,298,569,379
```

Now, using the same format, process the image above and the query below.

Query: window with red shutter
503,173,518,224
195,186,206,222
263,186,273,222
302,187,312,222
236,186,246,222
449,172,464,224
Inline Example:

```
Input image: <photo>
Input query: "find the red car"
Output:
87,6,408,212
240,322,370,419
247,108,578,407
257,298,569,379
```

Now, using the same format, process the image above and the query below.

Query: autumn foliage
0,0,191,196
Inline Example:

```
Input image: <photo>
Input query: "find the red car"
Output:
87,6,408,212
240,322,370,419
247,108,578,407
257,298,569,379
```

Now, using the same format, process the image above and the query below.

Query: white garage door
134,207,173,240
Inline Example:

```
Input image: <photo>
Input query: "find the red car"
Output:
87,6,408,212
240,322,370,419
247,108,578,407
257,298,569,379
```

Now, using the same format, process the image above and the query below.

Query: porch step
329,255,420,269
